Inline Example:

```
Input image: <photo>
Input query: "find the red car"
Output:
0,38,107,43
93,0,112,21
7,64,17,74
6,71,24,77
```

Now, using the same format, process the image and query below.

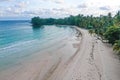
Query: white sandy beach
0,27,120,80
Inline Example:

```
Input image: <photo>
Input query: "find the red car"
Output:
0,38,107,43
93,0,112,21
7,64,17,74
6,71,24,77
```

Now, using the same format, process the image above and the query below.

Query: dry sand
0,27,120,80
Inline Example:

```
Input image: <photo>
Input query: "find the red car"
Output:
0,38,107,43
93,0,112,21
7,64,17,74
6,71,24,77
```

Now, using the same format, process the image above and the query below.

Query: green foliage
31,17,42,26
104,26,120,44
31,12,114,30
31,17,55,27
113,40,120,54
89,29,94,35
114,11,120,26
31,11,120,55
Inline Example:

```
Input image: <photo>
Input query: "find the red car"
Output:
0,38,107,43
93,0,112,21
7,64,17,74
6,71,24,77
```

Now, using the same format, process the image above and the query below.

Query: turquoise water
0,20,77,70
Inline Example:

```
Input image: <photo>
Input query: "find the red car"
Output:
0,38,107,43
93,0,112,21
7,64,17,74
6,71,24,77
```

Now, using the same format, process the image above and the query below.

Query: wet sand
0,27,120,80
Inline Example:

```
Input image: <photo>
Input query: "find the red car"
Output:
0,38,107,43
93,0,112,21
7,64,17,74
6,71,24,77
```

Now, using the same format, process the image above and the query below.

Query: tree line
31,11,120,54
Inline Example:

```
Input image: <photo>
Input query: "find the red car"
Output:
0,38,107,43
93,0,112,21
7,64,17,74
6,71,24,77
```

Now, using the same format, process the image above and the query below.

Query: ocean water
0,20,77,70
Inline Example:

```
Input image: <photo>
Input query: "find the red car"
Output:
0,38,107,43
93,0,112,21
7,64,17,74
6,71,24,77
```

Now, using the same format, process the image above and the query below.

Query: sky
0,0,120,20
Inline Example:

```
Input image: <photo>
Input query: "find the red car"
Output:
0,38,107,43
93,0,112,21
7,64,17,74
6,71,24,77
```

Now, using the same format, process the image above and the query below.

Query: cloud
21,7,77,18
77,3,87,8
52,8,65,11
99,6,111,11
1,0,120,19
53,0,64,4
0,1,30,18
0,0,12,2
41,0,64,4
14,1,29,8
23,10,42,16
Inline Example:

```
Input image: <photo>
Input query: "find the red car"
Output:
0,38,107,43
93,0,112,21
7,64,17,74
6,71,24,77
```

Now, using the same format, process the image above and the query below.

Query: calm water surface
0,20,77,70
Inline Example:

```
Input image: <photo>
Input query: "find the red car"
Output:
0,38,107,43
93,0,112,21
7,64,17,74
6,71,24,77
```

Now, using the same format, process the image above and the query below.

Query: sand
0,27,120,80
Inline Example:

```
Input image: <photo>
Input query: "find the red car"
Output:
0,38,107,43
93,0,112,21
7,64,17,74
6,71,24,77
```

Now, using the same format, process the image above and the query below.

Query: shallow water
0,20,77,70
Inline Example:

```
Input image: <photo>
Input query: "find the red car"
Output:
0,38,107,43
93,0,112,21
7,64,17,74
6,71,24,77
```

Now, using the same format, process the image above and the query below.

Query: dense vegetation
31,11,120,54
113,40,120,54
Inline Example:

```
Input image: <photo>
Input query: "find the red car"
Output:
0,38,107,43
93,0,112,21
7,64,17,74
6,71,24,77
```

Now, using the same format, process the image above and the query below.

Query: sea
0,20,77,70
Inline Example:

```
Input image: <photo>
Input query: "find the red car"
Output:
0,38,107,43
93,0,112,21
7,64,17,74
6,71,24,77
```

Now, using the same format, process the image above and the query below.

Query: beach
0,27,120,80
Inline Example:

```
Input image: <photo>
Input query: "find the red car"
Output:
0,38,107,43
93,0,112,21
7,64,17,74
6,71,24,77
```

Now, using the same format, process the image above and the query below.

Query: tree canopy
104,26,120,44
31,11,120,53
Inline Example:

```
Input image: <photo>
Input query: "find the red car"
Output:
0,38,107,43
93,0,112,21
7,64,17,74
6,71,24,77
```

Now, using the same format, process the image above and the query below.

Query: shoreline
0,27,81,80
0,27,120,80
